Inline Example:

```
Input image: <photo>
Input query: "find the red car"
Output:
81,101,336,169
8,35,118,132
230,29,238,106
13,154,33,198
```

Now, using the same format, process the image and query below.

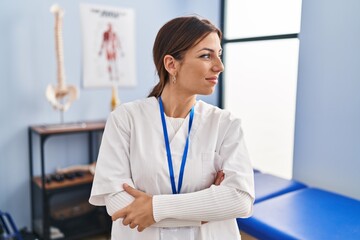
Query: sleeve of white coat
89,106,133,206
153,185,253,222
218,117,255,199
104,191,201,227
153,117,255,222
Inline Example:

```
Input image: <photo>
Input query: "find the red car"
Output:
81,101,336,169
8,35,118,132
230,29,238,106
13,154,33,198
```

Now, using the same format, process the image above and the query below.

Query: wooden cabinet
28,121,111,240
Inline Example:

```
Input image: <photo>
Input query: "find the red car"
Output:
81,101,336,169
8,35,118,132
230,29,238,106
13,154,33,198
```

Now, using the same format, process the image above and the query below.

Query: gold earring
172,75,176,84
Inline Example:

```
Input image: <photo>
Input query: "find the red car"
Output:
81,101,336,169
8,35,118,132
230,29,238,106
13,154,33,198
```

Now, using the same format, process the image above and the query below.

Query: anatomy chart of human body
80,4,136,88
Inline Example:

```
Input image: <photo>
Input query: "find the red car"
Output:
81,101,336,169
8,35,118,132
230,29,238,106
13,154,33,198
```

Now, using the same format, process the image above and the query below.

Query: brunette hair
148,16,222,98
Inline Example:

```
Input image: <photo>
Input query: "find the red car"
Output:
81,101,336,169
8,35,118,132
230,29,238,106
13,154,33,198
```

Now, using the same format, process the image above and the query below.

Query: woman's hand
214,170,225,186
111,183,155,232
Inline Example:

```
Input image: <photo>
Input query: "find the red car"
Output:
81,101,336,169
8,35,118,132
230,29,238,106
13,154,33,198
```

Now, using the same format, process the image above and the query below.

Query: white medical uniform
89,97,254,240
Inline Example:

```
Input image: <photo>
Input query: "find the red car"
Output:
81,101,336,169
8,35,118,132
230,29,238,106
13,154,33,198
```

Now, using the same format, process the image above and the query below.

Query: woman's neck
160,84,196,118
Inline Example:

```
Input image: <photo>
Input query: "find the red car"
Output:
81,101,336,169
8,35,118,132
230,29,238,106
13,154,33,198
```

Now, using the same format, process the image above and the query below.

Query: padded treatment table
254,173,307,203
237,188,360,240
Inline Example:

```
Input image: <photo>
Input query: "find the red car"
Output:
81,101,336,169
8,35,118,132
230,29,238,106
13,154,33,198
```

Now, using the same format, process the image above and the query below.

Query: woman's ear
163,55,177,76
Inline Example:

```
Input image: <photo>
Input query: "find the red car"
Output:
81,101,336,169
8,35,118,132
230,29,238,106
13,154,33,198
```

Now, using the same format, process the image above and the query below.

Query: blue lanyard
159,97,194,194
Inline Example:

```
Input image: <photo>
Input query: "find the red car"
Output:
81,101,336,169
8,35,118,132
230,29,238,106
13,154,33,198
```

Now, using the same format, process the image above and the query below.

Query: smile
205,77,218,84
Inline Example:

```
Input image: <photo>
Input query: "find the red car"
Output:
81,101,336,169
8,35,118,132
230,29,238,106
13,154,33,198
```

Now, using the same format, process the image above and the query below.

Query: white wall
294,0,360,200
0,0,220,229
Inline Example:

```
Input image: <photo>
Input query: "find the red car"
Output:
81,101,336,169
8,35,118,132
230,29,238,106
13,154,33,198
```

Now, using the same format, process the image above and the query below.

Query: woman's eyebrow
197,47,222,53
197,47,214,53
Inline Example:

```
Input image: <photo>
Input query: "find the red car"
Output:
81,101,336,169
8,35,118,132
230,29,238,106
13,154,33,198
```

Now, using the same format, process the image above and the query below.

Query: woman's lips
206,77,218,84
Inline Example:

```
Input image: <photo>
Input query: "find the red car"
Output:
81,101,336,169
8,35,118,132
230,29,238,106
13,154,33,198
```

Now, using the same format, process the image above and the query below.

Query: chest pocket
201,152,222,188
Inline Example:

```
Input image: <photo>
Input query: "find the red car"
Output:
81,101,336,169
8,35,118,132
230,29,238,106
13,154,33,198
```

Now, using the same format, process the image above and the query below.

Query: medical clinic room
1,0,359,239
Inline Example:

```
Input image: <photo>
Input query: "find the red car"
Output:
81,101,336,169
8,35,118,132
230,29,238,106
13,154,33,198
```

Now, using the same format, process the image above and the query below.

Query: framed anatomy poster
80,4,136,87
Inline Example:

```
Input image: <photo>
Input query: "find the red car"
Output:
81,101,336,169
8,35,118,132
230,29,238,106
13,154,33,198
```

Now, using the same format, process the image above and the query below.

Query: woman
89,16,255,240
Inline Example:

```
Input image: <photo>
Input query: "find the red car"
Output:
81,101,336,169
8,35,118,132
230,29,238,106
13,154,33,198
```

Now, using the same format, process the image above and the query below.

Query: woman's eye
200,54,211,59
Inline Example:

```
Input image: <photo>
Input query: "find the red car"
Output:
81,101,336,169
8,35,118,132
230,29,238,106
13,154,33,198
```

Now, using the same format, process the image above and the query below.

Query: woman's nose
213,57,224,72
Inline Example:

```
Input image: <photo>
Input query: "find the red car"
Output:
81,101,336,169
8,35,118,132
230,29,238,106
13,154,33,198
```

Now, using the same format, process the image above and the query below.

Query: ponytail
148,81,165,98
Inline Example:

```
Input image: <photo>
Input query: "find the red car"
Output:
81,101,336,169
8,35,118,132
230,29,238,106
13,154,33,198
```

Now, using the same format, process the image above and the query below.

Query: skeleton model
46,4,78,115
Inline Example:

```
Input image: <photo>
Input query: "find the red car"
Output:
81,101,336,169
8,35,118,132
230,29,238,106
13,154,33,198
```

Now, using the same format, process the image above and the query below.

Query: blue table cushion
254,173,307,203
237,188,360,240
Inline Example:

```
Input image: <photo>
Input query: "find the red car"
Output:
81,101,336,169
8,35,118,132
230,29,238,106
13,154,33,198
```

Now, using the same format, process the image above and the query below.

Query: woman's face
175,32,224,96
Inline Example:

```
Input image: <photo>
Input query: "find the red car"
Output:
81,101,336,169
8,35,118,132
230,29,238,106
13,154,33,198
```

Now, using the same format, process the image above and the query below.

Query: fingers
123,183,142,198
214,170,225,185
122,215,138,229
137,225,145,232
122,215,131,226
129,222,137,229
114,184,154,232
112,208,127,221
122,216,147,232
